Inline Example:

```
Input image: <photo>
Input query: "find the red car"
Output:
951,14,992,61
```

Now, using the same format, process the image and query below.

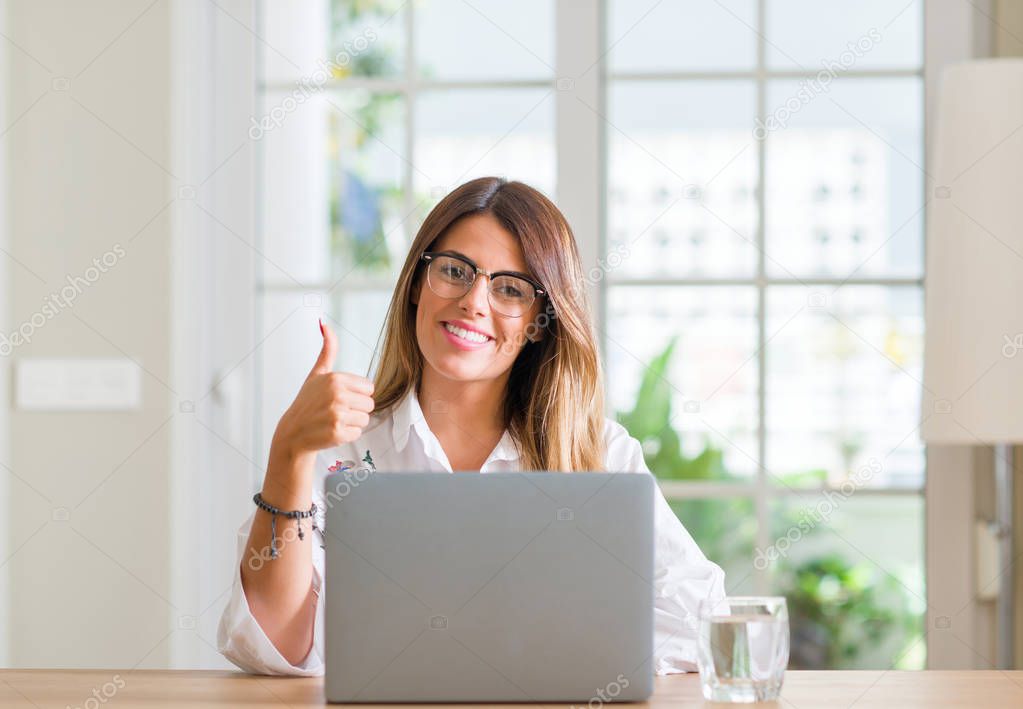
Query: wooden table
1,670,1022,707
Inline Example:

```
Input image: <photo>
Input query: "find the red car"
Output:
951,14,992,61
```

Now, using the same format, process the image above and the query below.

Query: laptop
322,471,655,703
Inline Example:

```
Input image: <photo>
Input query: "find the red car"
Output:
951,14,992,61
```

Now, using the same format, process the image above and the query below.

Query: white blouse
217,388,726,676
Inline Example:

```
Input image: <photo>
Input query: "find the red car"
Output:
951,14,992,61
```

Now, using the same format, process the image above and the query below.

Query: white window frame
595,0,929,603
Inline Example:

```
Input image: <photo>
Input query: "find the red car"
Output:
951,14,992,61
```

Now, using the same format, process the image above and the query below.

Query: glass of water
697,596,789,703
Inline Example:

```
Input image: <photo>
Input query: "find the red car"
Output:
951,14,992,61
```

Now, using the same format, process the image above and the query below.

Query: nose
458,274,491,316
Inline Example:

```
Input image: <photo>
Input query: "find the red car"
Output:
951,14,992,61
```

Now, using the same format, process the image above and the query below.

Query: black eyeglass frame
419,251,547,316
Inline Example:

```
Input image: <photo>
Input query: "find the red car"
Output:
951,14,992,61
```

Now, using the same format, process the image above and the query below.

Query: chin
430,354,496,382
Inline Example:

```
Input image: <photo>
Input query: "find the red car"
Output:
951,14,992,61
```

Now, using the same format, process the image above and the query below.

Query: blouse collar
390,387,520,468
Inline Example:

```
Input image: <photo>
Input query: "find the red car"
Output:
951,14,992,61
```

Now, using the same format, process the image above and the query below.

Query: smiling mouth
441,322,493,344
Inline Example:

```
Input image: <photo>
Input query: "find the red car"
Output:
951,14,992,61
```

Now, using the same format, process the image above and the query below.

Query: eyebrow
440,250,536,282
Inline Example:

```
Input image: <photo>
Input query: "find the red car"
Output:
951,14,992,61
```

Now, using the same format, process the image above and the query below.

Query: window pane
608,0,757,72
668,498,757,595
766,0,922,71
330,0,406,78
262,0,406,82
608,287,758,480
765,286,924,489
607,81,758,277
766,495,925,669
260,90,407,286
764,78,924,278
414,89,555,209
328,91,407,279
415,0,553,80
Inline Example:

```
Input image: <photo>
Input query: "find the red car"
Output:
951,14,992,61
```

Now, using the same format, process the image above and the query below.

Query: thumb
309,318,338,377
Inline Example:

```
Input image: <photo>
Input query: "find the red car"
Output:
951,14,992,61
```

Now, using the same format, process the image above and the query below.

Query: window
254,0,927,670
255,0,556,453
605,0,926,669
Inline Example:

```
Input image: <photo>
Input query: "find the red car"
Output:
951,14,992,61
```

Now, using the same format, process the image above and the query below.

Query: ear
410,277,421,305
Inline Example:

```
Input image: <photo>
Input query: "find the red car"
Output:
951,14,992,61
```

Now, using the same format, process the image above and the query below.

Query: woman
217,177,725,676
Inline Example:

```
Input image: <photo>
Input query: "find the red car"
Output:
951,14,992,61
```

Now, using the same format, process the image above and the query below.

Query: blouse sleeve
605,419,728,674
216,453,330,676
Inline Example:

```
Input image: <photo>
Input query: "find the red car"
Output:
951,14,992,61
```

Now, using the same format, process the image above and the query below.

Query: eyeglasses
420,251,546,318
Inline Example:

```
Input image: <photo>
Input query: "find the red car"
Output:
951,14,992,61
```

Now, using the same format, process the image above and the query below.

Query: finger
340,392,375,414
309,318,338,377
338,409,370,428
338,425,364,444
337,372,374,396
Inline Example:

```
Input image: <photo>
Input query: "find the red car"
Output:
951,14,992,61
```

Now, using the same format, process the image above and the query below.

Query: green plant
616,336,923,670
327,2,406,273
781,555,919,669
616,337,732,481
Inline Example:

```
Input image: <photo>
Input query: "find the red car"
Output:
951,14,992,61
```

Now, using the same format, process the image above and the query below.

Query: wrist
270,419,317,467
269,430,315,468
271,415,303,458
264,440,315,508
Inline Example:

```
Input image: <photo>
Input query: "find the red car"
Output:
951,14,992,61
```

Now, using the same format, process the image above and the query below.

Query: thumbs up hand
274,318,376,457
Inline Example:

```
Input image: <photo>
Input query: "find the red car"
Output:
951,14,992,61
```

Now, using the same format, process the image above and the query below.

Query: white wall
168,0,260,669
3,0,176,667
1,0,263,670
924,0,1023,670
0,0,11,668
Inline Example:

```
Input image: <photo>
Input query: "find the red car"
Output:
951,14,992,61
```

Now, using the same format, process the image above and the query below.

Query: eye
494,279,528,299
440,261,468,280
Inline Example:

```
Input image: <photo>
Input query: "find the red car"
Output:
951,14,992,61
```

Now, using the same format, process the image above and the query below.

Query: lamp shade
921,59,1023,444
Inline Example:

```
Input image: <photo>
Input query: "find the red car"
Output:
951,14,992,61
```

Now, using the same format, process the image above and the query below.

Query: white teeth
444,322,489,344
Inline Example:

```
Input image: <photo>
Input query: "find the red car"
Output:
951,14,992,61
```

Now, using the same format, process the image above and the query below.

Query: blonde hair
370,177,605,472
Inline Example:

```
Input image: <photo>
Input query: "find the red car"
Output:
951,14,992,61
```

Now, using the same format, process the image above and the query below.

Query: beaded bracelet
252,492,319,560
